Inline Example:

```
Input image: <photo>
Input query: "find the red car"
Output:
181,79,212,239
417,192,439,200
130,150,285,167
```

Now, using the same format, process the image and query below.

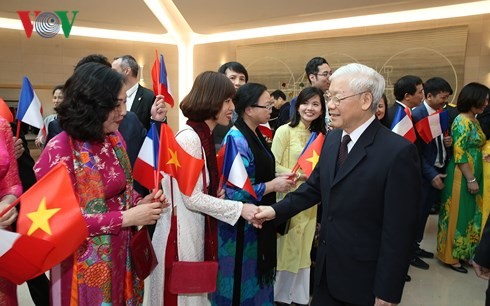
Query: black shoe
430,207,440,215
405,274,411,282
416,248,434,259
410,256,430,270
449,264,468,273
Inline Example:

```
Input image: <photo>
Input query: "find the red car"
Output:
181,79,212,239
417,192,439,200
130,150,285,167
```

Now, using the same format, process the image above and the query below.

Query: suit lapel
326,131,341,184
332,120,379,186
131,85,143,113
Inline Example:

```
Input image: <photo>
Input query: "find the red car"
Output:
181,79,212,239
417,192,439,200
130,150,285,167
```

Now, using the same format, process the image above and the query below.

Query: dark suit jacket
131,85,155,130
272,119,421,305
412,104,444,181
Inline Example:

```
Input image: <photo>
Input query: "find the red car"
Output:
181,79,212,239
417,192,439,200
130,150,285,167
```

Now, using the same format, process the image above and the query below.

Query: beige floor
16,215,488,305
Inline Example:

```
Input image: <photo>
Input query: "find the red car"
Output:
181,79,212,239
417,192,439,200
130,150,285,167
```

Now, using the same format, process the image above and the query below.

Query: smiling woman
33,62,167,306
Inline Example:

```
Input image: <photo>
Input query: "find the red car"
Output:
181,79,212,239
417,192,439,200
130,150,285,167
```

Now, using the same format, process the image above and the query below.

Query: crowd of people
0,52,489,306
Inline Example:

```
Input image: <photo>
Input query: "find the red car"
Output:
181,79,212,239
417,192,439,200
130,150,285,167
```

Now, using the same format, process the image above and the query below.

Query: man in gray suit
255,63,421,306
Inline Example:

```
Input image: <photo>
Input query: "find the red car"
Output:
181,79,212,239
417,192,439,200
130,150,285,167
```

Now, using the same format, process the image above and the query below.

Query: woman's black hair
56,62,124,142
289,87,326,134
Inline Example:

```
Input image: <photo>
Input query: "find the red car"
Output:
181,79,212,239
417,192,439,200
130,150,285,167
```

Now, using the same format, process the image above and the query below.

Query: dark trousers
416,170,444,244
486,280,490,306
26,273,50,306
310,263,370,306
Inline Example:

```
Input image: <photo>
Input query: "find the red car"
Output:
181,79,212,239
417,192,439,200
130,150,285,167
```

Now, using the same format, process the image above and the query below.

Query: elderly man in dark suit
255,63,420,306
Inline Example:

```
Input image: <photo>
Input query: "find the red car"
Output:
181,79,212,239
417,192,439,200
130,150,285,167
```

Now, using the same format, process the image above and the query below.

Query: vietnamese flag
16,162,88,269
158,124,204,196
151,50,175,108
0,229,55,284
296,133,325,177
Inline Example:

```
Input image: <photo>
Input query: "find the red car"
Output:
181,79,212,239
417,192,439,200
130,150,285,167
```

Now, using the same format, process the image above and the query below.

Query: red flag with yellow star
158,124,204,196
16,162,88,270
297,133,325,177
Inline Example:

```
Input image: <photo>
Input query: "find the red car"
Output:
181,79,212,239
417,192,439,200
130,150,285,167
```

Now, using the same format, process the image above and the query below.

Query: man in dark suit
411,77,454,270
112,55,155,130
255,63,421,306
385,75,424,129
473,216,490,305
270,89,290,132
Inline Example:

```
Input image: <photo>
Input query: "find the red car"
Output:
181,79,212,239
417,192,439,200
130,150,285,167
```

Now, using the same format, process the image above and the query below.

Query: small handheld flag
415,110,448,144
391,106,416,143
133,123,160,190
158,124,204,196
221,135,257,199
151,51,175,108
16,77,44,139
294,133,325,177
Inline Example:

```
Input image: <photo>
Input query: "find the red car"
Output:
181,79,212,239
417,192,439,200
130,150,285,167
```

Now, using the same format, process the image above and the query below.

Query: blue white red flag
133,123,160,190
391,106,416,143
415,110,448,144
151,51,175,108
16,77,44,130
221,135,257,199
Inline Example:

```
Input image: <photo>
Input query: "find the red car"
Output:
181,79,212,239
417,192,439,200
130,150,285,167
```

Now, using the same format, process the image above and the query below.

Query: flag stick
15,120,21,139
0,197,21,219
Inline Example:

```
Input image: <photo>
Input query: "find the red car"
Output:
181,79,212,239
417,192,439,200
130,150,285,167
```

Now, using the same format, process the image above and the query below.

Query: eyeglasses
314,71,333,77
250,103,274,110
324,91,370,106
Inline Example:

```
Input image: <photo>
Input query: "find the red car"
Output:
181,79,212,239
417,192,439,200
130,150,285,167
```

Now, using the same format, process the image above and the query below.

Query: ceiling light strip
193,1,490,44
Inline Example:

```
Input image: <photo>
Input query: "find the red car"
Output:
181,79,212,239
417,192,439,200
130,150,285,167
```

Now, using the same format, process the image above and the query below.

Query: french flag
221,135,257,199
133,123,160,190
16,76,44,132
391,106,416,143
415,110,449,144
0,229,55,284
151,51,175,108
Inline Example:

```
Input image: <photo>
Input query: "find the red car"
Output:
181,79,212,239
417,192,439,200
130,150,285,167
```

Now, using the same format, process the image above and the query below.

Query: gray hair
330,63,385,113
114,55,139,78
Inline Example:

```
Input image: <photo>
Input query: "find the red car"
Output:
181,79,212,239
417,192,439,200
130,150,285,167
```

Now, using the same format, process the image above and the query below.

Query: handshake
240,204,276,229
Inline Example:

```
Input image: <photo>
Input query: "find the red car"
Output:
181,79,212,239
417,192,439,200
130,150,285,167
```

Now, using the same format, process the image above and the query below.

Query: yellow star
306,150,320,169
167,148,181,168
26,197,60,236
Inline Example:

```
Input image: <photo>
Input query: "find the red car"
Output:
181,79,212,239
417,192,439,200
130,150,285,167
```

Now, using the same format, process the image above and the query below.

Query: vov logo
17,11,79,38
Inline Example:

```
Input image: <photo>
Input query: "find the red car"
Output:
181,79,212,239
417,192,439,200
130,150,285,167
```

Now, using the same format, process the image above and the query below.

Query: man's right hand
252,206,276,229
431,173,447,190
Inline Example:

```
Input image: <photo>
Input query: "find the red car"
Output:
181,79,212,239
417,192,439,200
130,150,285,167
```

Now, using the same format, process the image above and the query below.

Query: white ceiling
0,0,479,36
